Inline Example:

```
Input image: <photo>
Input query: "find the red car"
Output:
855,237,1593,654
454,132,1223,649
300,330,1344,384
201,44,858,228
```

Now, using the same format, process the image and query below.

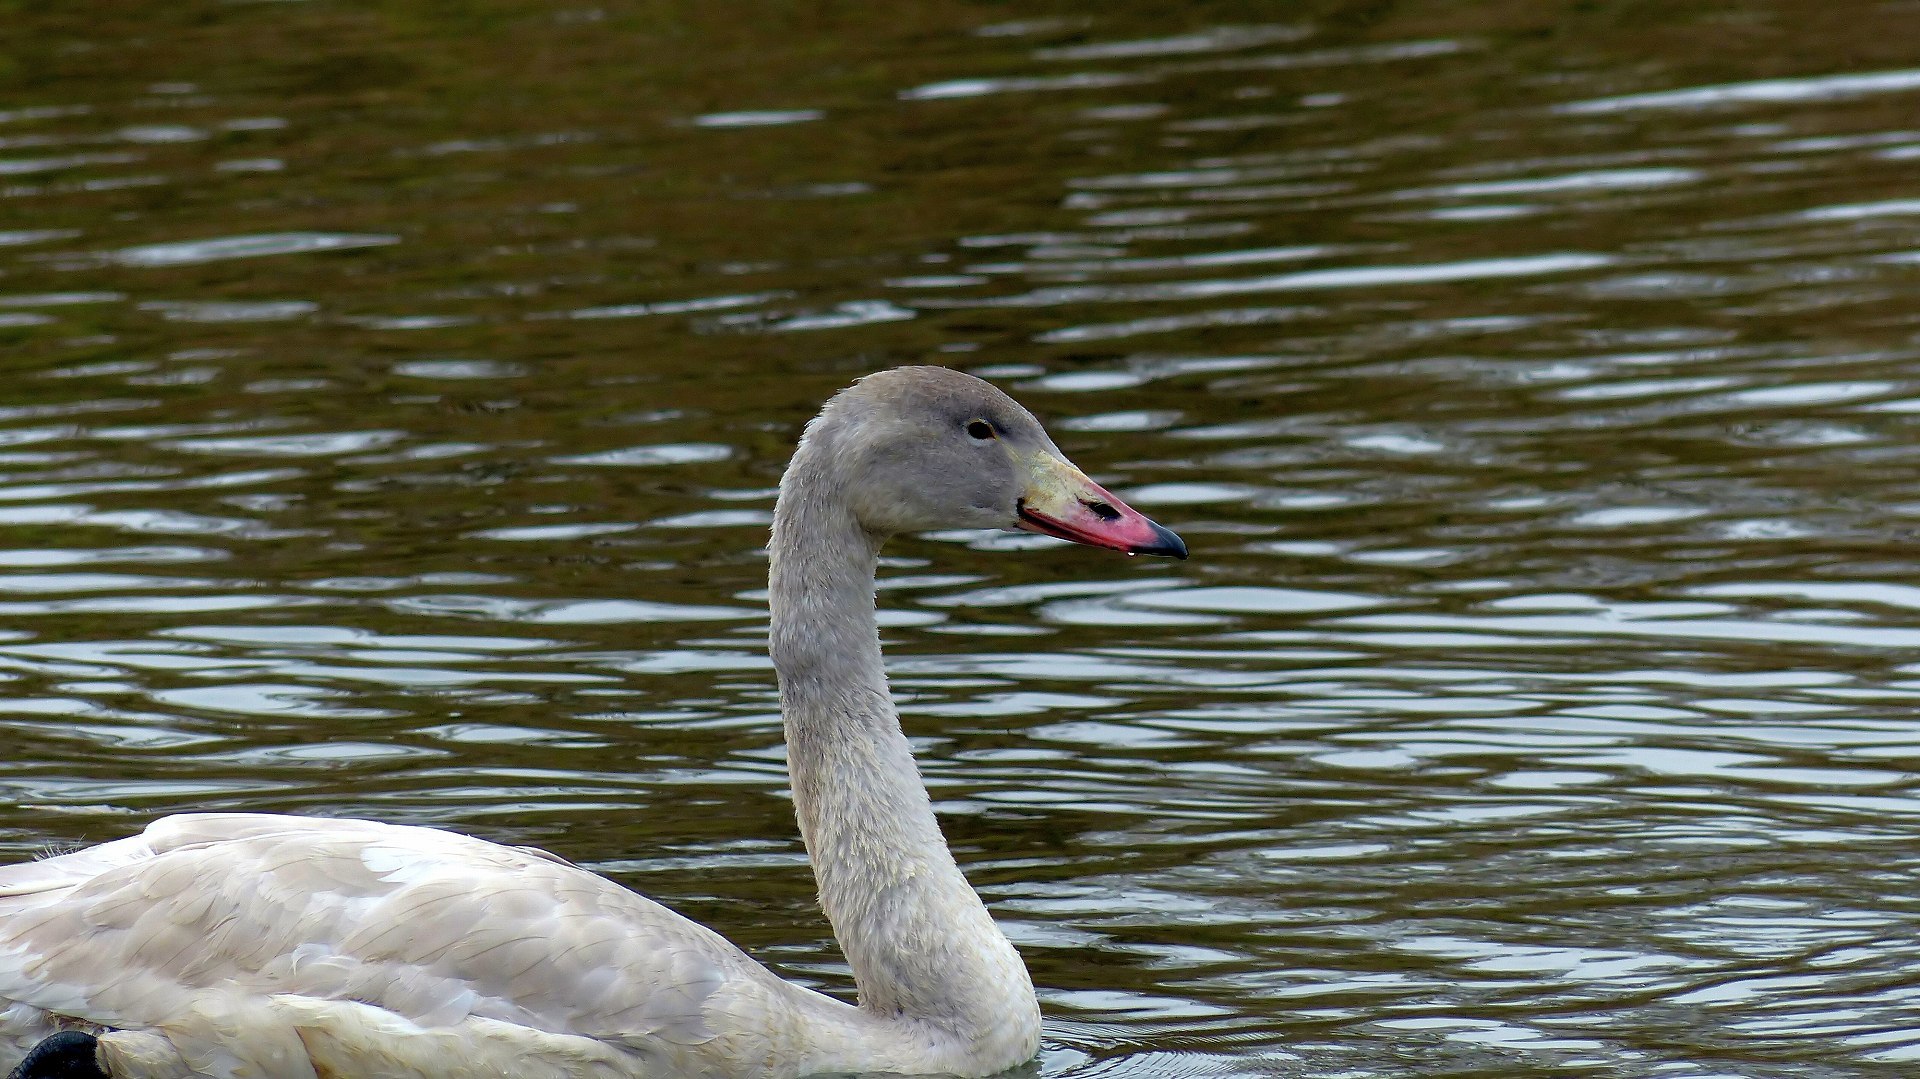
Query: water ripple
7,6,1920,1077
101,231,398,267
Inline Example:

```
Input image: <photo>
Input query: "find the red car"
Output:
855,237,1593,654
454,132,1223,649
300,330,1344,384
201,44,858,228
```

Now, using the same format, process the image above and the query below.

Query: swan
0,366,1187,1079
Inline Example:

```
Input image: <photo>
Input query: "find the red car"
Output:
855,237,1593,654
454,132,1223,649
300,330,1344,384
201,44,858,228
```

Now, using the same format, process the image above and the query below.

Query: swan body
0,367,1185,1079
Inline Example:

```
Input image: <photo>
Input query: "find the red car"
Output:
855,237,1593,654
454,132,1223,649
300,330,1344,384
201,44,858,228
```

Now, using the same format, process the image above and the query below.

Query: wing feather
0,813,792,1056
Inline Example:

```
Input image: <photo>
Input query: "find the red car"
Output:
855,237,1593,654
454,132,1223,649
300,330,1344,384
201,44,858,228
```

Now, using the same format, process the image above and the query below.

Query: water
6,2,1920,1075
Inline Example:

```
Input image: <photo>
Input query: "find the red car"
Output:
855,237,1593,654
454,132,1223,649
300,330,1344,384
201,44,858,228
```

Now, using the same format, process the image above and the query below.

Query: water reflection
6,0,1920,1075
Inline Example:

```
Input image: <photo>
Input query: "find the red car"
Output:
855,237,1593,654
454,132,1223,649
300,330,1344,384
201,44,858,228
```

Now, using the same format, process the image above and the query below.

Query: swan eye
966,420,995,440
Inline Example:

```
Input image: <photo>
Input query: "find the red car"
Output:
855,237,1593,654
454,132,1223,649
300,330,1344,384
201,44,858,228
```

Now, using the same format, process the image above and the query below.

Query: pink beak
1013,456,1186,559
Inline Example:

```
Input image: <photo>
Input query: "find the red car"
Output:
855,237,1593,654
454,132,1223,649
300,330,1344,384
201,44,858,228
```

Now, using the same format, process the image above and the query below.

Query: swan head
802,366,1186,558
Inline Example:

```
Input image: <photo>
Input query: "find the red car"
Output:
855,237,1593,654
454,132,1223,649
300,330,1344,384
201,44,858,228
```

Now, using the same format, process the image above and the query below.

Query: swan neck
766,437,1038,1061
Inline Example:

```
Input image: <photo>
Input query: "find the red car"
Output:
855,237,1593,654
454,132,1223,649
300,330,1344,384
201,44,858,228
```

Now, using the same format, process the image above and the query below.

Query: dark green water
5,2,1920,1075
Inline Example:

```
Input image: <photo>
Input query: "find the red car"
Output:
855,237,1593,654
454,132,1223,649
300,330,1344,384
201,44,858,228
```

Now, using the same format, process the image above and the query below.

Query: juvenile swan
0,367,1186,1079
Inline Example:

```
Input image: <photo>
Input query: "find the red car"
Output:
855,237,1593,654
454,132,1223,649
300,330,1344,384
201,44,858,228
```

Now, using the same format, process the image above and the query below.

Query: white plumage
2,814,878,1077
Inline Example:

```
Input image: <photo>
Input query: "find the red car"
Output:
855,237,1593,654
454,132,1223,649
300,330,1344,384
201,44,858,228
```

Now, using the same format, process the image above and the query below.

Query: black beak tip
1133,521,1188,560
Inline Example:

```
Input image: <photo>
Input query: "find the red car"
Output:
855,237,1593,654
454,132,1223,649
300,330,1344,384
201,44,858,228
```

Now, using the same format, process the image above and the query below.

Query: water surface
6,2,1920,1075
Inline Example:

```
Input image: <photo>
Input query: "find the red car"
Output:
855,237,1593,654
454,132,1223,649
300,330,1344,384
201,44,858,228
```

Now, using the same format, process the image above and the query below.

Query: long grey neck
768,432,1037,1046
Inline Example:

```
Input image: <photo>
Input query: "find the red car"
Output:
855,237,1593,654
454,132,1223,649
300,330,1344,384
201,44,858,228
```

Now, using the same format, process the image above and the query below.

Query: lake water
5,2,1920,1075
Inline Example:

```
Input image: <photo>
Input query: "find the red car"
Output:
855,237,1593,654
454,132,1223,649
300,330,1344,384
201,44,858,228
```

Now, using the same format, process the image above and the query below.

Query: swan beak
1015,453,1187,559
